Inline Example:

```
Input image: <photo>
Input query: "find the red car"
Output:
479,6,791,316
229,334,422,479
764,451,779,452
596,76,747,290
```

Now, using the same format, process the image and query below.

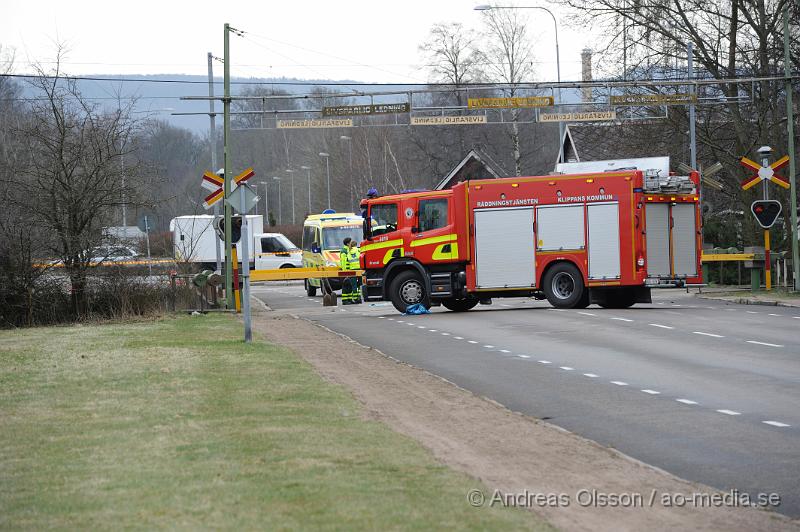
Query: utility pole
223,23,233,308
785,7,799,291
208,52,222,274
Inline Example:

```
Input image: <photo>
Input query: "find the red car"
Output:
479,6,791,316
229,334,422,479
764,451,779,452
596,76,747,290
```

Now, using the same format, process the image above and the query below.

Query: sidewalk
694,286,800,308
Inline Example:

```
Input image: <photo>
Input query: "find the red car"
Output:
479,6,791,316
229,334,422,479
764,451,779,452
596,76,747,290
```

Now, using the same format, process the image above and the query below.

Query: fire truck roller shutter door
536,205,585,251
645,203,671,277
671,204,697,277
474,207,535,288
587,203,621,279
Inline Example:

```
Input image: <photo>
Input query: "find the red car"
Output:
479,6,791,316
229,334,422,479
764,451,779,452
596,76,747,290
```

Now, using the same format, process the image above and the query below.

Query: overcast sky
2,0,597,84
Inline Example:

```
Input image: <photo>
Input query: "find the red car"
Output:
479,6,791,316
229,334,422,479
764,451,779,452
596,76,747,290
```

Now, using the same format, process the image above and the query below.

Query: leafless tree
553,0,798,246
5,52,148,317
478,8,538,175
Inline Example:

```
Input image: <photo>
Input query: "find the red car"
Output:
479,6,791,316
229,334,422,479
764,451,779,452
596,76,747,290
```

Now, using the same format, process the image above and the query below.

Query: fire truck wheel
442,298,479,312
305,280,317,297
390,270,428,313
543,262,586,309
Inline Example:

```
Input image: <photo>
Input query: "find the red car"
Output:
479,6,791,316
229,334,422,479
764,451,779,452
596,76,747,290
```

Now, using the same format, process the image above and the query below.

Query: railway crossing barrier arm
249,267,364,282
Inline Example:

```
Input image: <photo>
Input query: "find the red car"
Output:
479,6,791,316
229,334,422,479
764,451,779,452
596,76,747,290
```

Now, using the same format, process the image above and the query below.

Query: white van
170,215,301,270
254,232,302,269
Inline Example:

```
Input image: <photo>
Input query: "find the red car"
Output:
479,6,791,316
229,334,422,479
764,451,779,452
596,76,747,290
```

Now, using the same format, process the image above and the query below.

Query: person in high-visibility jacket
339,238,362,305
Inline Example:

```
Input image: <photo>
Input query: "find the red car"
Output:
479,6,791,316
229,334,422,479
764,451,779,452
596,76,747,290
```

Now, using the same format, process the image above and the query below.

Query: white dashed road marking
441,332,450,336
453,336,464,340
418,326,426,329
746,311,759,314
676,399,699,405
538,360,552,364
641,389,661,395
499,349,510,353
692,331,725,338
483,345,495,348
517,355,531,359
583,373,598,378
611,317,634,322
468,340,478,344
610,381,628,386
763,421,791,428
768,313,780,317
717,409,741,416
428,329,438,333
746,340,783,348
578,312,597,316
559,366,574,371
377,316,385,319
649,323,674,330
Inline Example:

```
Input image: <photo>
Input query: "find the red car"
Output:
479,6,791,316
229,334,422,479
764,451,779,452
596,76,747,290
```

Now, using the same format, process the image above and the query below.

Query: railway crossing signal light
216,215,243,243
751,200,782,229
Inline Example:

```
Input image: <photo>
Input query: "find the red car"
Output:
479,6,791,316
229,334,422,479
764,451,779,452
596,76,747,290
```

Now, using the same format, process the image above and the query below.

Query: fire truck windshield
322,226,362,250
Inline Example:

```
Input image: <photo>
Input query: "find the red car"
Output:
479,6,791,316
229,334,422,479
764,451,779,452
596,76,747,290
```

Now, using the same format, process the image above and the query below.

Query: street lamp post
340,135,353,209
259,180,269,225
319,152,331,210
285,168,296,224
272,177,282,225
474,4,564,163
300,165,312,214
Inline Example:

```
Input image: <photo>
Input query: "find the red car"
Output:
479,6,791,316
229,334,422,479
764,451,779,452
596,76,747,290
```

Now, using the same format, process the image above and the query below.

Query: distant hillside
21,74,412,134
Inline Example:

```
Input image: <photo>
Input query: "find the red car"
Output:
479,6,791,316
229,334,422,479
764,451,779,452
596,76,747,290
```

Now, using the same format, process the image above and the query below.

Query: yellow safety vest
343,247,360,270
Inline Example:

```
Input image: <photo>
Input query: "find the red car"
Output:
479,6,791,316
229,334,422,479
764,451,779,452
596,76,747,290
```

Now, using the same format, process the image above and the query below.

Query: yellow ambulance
301,212,364,296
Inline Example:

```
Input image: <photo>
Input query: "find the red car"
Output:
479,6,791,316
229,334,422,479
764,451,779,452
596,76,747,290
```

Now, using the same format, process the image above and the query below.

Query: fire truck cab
360,166,702,313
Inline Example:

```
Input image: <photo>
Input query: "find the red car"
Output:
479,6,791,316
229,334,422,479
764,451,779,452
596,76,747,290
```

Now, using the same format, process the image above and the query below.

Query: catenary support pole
784,7,799,291
223,23,233,308
208,52,222,274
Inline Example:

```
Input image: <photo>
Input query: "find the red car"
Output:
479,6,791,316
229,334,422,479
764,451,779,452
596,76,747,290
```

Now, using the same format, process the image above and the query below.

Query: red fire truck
359,167,702,313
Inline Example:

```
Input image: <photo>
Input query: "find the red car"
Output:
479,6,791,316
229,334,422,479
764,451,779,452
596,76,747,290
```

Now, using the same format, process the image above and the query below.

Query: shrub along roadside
0,313,546,530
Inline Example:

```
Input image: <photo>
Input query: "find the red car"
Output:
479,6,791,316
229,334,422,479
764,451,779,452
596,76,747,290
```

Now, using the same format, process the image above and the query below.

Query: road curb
696,294,800,308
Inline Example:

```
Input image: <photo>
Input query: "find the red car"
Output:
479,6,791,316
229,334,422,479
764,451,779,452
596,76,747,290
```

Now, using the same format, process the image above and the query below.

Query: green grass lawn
0,315,545,530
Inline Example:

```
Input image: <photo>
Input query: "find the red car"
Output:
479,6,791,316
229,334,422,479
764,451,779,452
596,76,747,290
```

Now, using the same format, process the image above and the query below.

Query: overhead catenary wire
5,72,797,88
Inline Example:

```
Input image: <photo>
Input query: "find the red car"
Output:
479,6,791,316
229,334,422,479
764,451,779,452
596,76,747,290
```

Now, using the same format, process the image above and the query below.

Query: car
90,246,141,264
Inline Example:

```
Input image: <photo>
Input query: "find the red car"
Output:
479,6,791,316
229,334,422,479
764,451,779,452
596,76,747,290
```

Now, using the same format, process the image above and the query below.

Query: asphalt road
253,283,800,516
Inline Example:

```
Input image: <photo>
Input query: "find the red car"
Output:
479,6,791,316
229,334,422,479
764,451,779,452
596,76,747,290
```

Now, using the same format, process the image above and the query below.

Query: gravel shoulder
252,306,798,532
